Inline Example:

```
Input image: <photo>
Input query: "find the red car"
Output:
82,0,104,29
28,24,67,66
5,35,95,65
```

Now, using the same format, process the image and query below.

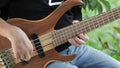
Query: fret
113,8,119,19
89,22,95,31
111,9,116,20
85,23,91,32
56,36,62,46
58,30,64,46
115,8,119,18
95,16,101,28
102,13,107,24
69,25,75,37
75,24,81,35
99,14,105,24
79,21,87,33
101,12,111,26
90,17,98,30
70,25,75,37
64,26,71,39
102,12,109,24
115,8,120,19
52,31,59,47
75,24,79,34
100,13,108,26
64,28,70,40
87,24,92,32
116,10,120,18
65,26,72,38
108,11,115,22
80,26,86,33
104,11,110,23
83,24,87,33
53,36,58,46
57,30,63,45
77,22,83,33
60,29,66,43
94,22,99,28
118,8,120,17
91,17,100,29
84,20,92,32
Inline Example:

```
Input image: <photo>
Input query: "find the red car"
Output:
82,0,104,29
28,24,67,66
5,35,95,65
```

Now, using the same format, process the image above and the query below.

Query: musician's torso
8,0,63,19
1,0,74,29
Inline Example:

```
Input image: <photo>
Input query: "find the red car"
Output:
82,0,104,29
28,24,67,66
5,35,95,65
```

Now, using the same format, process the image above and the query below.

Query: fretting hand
68,20,89,46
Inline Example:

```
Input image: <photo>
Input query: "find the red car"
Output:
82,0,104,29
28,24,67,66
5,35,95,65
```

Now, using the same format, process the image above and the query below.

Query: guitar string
54,8,120,47
1,7,120,63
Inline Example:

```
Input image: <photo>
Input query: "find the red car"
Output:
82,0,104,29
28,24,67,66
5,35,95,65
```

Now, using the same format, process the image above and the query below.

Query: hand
68,34,89,46
68,20,89,46
8,26,34,61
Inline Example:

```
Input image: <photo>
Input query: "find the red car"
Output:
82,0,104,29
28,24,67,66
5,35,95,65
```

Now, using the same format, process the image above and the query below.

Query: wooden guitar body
0,0,83,68
1,0,120,68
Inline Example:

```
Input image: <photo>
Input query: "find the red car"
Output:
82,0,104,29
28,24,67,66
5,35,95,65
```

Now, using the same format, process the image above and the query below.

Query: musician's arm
0,0,13,42
0,1,34,60
0,18,14,38
0,17,34,61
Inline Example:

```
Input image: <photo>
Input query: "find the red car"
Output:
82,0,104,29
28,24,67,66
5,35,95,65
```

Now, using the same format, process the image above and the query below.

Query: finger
68,39,80,46
23,52,31,61
33,46,36,51
30,50,33,56
74,37,86,45
20,54,25,60
78,34,89,42
14,52,20,59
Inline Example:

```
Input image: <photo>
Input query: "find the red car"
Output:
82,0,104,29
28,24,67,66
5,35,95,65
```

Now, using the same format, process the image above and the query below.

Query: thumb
72,20,80,24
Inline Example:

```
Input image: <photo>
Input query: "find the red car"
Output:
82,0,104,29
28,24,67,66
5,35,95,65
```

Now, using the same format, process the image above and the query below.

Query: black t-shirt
0,0,82,51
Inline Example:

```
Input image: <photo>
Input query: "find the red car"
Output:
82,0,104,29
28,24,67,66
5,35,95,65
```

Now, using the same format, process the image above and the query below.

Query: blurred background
82,0,120,61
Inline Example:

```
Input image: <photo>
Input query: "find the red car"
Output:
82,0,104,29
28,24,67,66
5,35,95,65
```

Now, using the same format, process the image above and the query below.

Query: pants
47,44,120,68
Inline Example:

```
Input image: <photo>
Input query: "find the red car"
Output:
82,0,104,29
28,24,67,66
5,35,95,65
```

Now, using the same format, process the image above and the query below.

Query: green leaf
99,0,111,11
112,55,120,61
96,2,103,14
114,27,120,33
89,0,98,11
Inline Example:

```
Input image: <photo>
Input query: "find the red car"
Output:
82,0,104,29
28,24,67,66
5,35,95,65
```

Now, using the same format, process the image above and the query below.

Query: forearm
0,18,14,38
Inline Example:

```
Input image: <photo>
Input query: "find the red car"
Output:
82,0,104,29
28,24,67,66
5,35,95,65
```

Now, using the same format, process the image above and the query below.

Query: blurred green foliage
83,0,111,13
82,0,120,61
82,0,111,19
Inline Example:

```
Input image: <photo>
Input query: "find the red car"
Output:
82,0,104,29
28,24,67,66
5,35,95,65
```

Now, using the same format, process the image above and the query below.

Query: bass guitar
0,0,120,68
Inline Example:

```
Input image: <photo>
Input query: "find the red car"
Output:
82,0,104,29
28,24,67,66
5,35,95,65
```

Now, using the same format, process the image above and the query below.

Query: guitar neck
52,7,120,47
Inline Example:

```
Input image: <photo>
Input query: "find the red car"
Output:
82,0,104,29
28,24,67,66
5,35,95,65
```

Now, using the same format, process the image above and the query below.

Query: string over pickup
31,33,45,58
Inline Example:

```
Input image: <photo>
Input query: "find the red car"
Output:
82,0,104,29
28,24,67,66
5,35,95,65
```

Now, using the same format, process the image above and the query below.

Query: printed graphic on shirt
48,0,64,6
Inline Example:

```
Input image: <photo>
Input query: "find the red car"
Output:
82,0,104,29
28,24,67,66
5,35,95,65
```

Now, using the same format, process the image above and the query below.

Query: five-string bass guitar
0,0,120,68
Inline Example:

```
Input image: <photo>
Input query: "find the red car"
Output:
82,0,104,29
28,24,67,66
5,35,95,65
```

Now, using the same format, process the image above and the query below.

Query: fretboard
52,7,120,47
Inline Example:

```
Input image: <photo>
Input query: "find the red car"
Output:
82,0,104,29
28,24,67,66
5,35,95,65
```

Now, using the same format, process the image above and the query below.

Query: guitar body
0,0,83,68
13,49,76,68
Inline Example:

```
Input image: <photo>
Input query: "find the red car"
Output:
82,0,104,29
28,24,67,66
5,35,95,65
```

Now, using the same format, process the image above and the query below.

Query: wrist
6,25,21,41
